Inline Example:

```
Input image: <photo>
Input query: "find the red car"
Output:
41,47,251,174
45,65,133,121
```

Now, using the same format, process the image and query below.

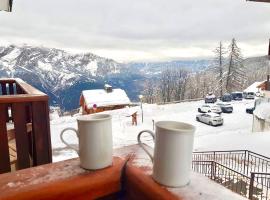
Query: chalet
253,101,270,132
244,81,264,94
257,75,270,98
80,84,131,114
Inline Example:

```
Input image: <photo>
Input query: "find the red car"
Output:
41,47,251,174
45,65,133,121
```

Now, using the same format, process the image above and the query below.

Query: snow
38,61,53,71
82,88,131,109
50,99,270,163
254,102,270,121
244,81,264,93
2,48,20,62
169,172,246,200
86,60,98,76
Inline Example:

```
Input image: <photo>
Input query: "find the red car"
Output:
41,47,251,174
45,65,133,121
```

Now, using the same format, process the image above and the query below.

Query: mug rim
155,121,196,134
77,114,112,122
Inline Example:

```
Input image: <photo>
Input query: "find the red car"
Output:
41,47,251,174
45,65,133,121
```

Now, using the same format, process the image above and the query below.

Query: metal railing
192,150,270,200
192,161,251,198
193,150,270,176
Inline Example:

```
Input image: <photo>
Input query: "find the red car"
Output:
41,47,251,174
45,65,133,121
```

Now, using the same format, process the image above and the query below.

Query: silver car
196,113,223,126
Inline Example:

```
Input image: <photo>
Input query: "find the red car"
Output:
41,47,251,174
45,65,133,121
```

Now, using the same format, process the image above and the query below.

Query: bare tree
225,38,246,93
172,69,189,101
213,41,226,97
143,79,156,104
159,68,175,103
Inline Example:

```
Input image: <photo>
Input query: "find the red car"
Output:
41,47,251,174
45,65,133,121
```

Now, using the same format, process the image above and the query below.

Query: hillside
0,44,212,111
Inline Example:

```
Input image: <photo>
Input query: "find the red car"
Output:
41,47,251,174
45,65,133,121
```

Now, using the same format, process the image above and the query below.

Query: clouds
0,0,269,61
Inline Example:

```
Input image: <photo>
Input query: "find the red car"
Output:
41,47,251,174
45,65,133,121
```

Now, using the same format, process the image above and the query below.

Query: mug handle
60,128,79,155
137,130,155,163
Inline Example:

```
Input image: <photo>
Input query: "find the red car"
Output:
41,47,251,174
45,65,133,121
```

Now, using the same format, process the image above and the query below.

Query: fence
193,150,270,176
192,150,270,200
0,78,52,173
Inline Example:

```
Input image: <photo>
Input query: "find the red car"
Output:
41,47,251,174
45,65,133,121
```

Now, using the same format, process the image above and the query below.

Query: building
257,75,270,98
80,84,131,114
253,100,270,132
244,81,264,94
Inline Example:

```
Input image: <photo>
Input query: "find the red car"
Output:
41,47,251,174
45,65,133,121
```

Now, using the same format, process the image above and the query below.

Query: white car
198,104,222,114
196,113,224,126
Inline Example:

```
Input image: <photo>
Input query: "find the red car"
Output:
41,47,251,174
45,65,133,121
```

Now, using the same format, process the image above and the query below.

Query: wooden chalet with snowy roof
80,84,131,114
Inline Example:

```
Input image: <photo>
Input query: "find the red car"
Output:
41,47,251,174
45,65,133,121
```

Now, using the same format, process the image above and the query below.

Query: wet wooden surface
0,144,246,200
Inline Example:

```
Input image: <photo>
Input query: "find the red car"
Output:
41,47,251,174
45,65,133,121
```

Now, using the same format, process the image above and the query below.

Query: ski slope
50,99,270,162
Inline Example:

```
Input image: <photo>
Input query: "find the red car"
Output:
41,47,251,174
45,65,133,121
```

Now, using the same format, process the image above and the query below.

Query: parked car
196,113,223,126
231,92,243,101
205,93,217,103
216,103,233,113
243,92,255,99
246,107,255,114
198,104,222,114
221,93,232,102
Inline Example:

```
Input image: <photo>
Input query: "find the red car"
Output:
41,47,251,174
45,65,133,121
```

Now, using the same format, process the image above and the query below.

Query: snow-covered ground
50,99,270,162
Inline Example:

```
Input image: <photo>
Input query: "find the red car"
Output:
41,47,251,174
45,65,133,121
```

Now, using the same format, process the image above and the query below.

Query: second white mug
137,121,195,187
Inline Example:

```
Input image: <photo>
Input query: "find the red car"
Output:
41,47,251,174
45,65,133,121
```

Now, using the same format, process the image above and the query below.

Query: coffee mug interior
77,114,112,122
156,121,195,133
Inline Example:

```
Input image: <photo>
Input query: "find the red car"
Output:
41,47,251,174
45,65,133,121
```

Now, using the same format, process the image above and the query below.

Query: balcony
0,144,246,200
0,78,52,173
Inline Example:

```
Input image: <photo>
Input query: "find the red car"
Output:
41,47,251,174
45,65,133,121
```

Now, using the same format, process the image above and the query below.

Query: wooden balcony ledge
0,145,246,200
0,78,51,173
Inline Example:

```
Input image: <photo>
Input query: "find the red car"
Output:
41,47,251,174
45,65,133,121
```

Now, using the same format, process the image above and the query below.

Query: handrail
0,94,48,103
0,78,48,103
193,150,270,161
0,78,52,173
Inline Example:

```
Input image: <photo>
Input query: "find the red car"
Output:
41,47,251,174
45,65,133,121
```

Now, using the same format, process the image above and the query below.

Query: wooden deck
0,78,52,173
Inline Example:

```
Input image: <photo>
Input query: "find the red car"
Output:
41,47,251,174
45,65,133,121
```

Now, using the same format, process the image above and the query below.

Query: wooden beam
247,0,270,2
0,157,125,200
12,103,31,170
32,101,52,165
268,39,270,57
0,104,11,173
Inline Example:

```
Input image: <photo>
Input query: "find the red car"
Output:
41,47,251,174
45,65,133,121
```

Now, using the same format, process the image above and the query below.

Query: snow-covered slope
51,99,270,162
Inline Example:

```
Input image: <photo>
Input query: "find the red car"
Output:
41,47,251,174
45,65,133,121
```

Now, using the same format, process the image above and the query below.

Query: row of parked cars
205,92,256,104
196,103,232,126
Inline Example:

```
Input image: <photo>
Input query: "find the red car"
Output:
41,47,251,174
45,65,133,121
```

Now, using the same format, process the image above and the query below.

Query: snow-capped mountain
1,44,267,111
126,59,211,76
0,45,123,93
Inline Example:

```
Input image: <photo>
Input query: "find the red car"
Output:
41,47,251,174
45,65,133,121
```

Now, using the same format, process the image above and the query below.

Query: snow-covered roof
244,81,264,93
254,102,270,122
81,88,131,109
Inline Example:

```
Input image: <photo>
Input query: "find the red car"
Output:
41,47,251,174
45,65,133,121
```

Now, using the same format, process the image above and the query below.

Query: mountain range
0,44,267,111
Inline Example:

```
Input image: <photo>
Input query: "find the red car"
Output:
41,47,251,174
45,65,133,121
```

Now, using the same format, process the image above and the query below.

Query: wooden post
0,104,11,173
8,83,14,95
268,39,270,57
1,83,7,95
32,101,52,165
12,103,31,169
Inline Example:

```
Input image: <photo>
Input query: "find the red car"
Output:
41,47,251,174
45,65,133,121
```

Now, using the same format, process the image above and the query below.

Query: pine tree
213,41,226,97
225,38,246,93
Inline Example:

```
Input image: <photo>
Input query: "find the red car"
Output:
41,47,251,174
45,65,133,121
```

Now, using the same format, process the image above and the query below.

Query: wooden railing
0,78,52,173
0,157,178,200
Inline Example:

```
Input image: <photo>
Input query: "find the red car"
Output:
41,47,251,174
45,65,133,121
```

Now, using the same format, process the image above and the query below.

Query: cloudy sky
0,0,270,62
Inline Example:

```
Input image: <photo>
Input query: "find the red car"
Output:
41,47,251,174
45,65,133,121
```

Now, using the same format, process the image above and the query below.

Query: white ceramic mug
137,121,196,187
60,114,113,170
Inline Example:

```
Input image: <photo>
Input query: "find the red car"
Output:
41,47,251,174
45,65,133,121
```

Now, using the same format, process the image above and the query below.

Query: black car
216,103,233,113
221,93,232,102
246,107,255,114
231,92,243,101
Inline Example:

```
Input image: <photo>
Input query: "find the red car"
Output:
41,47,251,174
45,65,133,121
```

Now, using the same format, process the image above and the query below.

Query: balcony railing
193,150,270,200
0,78,52,173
